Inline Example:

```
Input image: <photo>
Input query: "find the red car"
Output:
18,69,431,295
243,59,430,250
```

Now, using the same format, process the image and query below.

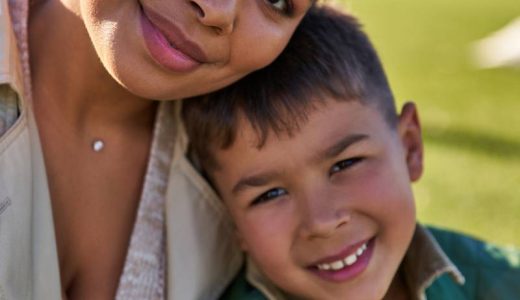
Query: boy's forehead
231,98,391,150
227,112,266,150
220,100,390,164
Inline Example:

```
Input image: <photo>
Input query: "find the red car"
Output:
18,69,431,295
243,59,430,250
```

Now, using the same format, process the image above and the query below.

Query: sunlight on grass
337,0,520,245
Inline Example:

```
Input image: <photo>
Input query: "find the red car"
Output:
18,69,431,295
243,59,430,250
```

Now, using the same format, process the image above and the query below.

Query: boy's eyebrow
231,134,368,195
319,133,369,161
232,170,281,195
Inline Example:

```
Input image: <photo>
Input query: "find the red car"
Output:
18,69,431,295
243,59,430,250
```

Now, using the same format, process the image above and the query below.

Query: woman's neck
28,0,157,135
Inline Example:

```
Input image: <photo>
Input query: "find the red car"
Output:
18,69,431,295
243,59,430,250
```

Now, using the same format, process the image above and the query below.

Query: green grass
338,0,520,246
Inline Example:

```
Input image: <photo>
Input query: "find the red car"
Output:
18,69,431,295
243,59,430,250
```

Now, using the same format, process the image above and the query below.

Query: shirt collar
246,224,465,300
402,224,465,300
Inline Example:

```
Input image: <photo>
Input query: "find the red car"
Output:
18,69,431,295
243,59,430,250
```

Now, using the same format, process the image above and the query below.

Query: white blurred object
472,17,520,68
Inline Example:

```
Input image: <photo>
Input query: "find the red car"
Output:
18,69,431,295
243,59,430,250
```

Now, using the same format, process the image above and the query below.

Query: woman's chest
42,134,152,299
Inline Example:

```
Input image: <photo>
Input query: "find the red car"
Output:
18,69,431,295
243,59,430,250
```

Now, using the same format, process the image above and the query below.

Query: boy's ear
397,102,423,182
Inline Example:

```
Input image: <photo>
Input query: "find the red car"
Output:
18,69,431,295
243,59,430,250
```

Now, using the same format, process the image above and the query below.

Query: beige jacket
0,0,242,299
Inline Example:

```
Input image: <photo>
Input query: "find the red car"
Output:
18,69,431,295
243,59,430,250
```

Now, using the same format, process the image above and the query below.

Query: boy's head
183,5,424,300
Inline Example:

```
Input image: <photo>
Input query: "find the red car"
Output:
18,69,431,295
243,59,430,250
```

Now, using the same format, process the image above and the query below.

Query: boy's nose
189,0,238,35
298,194,351,240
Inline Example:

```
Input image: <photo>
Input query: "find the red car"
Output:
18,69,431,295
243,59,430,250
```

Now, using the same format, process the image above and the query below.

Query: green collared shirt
222,224,520,300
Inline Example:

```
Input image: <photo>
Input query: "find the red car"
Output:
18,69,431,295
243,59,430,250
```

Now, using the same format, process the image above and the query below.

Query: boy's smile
309,238,374,282
211,99,423,299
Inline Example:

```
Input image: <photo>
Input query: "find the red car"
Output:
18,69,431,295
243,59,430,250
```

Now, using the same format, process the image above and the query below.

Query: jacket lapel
0,0,61,298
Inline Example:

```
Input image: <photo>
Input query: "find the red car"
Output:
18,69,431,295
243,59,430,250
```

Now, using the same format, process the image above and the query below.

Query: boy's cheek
348,161,415,216
234,208,293,253
232,226,249,251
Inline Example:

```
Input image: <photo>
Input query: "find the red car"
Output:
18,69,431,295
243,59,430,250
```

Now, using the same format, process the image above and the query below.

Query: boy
182,5,520,300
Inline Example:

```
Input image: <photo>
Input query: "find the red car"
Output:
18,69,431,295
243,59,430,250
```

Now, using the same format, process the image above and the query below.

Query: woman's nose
189,0,238,35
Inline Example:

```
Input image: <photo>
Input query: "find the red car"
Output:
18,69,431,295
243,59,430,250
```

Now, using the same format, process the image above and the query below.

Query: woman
0,0,312,299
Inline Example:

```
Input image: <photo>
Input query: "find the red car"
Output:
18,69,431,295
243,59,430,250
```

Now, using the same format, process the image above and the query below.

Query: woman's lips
308,238,375,282
139,5,207,73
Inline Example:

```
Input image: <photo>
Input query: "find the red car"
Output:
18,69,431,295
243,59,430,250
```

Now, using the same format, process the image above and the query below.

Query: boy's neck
383,268,411,300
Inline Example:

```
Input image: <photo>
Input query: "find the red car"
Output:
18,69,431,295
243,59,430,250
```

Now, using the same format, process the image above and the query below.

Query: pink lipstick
139,5,206,72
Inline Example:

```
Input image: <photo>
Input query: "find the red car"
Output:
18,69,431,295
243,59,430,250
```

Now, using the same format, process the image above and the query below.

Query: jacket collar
0,0,29,137
246,224,465,300
0,0,28,98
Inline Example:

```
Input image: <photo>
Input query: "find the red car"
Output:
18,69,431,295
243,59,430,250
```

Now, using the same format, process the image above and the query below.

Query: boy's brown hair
183,5,396,172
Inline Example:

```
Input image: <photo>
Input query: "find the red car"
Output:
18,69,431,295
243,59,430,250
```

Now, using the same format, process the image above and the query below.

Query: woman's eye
265,0,292,14
330,157,363,175
251,187,287,206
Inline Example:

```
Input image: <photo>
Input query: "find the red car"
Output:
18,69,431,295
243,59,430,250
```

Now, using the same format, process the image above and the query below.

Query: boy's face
211,99,423,299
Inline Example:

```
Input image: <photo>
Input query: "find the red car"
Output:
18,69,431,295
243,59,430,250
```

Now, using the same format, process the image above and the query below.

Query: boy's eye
330,157,364,175
251,187,288,206
265,0,292,15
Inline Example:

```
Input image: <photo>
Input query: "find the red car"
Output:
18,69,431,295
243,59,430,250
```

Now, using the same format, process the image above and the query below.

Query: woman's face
71,0,312,100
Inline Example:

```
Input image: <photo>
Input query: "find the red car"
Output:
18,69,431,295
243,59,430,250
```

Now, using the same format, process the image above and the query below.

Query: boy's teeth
344,253,357,266
316,242,368,271
330,260,345,270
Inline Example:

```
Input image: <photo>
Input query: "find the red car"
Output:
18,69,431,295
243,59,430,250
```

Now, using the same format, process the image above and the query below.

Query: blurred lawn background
337,0,520,246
